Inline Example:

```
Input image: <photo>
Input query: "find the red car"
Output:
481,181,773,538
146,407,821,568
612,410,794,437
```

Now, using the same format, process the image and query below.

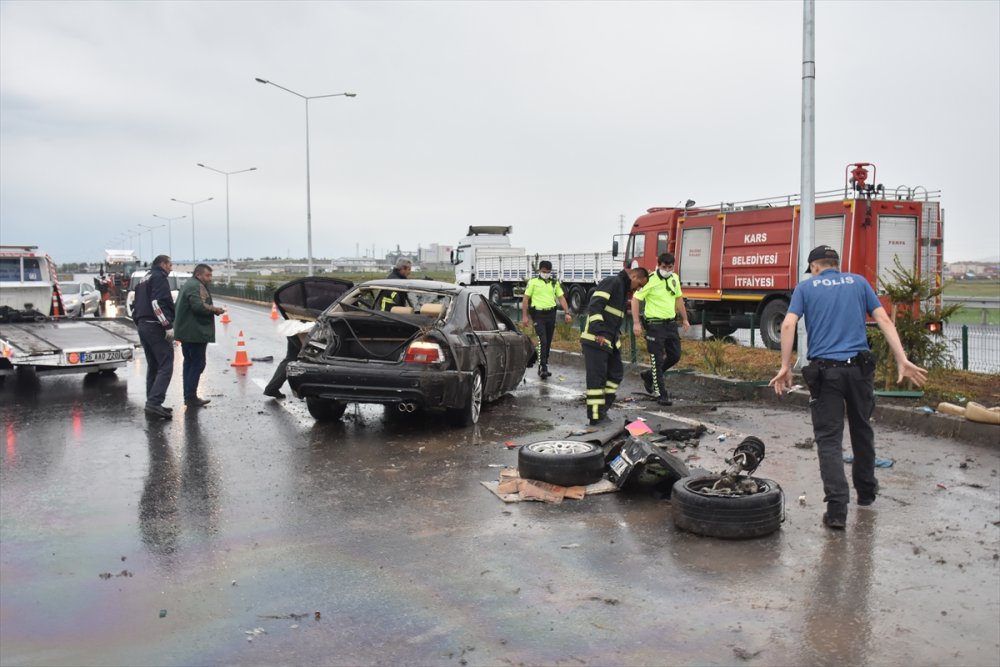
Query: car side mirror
498,322,507,332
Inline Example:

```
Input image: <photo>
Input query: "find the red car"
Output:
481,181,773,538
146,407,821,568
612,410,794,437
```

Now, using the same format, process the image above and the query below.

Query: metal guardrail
942,296,1000,308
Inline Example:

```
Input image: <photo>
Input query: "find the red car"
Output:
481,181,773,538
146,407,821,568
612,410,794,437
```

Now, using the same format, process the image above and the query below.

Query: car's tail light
404,341,443,364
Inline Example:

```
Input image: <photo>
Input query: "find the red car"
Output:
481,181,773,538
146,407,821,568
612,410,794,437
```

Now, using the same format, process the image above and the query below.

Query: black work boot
640,369,654,394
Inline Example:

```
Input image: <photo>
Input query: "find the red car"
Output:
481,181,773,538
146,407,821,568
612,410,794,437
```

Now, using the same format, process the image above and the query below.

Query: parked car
284,278,537,426
124,270,192,318
59,281,102,317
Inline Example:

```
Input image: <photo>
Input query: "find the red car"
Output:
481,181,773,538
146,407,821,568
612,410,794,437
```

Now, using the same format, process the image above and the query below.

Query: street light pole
255,77,356,276
138,223,164,261
171,197,214,264
152,214,186,259
197,163,256,276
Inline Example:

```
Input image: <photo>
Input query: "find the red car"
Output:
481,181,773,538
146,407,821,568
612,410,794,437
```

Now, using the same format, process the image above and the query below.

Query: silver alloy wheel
470,370,483,423
526,440,595,455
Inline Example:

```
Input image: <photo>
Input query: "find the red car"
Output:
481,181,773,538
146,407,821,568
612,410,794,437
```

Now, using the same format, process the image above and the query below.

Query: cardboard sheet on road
482,468,618,504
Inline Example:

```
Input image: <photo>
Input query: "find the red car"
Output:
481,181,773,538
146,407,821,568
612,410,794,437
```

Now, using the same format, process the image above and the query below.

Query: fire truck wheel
518,440,606,487
759,299,789,351
671,475,784,539
705,323,737,337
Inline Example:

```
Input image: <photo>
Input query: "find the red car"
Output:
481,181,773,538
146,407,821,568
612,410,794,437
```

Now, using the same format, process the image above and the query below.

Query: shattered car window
331,288,451,318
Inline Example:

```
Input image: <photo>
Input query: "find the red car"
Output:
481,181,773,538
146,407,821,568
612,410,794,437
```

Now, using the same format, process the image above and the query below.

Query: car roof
357,279,464,294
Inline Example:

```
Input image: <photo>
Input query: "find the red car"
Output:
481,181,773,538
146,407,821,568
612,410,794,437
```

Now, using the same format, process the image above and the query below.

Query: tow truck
0,245,140,380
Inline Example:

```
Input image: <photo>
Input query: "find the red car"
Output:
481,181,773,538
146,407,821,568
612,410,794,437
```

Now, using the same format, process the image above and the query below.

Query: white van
124,270,193,318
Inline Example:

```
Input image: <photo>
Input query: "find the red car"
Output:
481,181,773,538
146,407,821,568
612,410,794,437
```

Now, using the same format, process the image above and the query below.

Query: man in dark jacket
132,255,176,419
377,258,412,311
580,267,649,425
173,263,224,408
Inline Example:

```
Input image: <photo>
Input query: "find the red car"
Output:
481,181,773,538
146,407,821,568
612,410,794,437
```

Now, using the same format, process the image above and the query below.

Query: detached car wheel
518,440,605,487
306,397,348,422
448,369,483,427
671,475,784,539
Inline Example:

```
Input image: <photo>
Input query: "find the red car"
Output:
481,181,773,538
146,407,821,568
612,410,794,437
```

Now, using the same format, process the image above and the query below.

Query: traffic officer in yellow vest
581,267,649,425
521,260,573,379
631,253,690,406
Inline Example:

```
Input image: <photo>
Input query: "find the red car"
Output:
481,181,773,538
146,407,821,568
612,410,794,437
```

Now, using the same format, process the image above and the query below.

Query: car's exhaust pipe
398,402,416,413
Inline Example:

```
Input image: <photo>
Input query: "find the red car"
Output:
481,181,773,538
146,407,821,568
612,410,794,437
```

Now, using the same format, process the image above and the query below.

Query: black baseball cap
805,245,839,273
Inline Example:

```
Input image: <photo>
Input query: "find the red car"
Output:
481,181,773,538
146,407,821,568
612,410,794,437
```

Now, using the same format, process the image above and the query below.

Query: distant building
419,243,454,266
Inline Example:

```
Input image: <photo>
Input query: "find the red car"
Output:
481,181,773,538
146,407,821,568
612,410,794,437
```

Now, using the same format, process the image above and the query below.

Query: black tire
448,368,483,427
705,323,737,337
567,285,587,314
671,475,784,539
518,440,606,487
758,299,788,351
488,284,503,305
306,397,348,422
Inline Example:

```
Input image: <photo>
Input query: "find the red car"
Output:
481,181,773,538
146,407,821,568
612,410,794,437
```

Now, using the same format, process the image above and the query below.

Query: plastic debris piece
625,420,653,436
159,609,167,618
560,543,581,549
936,483,947,490
504,441,517,449
875,457,895,468
798,494,807,505
717,435,727,442
919,406,934,414
250,356,274,362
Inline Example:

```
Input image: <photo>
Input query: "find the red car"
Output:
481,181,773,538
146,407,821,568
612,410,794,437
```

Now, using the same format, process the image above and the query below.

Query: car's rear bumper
287,360,472,409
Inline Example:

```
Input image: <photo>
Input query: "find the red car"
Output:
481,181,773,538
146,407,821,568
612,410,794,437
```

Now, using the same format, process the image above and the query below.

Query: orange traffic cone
230,330,253,367
270,303,279,320
221,308,231,325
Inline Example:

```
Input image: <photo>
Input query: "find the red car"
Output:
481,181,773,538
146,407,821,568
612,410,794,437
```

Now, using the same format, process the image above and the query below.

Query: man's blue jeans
181,342,208,402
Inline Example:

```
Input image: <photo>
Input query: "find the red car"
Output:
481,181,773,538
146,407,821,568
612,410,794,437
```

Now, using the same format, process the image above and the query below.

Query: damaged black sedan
285,279,536,426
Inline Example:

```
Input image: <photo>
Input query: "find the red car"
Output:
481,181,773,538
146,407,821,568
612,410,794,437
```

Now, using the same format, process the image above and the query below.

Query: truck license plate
77,349,131,363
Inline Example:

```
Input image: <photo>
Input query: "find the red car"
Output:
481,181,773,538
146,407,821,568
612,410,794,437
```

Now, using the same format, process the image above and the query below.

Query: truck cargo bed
0,318,139,354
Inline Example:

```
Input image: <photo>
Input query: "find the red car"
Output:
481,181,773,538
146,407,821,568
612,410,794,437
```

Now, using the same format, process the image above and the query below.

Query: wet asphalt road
1,299,999,667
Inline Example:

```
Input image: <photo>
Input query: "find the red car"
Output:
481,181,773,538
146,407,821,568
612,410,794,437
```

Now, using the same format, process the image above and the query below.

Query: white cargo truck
450,226,620,312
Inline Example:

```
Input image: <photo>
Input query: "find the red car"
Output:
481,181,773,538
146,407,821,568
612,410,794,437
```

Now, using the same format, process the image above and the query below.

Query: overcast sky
1,0,997,265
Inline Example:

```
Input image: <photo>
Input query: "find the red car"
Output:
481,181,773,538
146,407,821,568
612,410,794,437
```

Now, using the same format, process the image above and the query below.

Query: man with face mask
521,260,573,379
631,253,690,405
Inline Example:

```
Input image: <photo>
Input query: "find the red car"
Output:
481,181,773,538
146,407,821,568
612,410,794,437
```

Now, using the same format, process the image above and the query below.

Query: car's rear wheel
306,397,348,422
518,440,606,486
448,369,482,427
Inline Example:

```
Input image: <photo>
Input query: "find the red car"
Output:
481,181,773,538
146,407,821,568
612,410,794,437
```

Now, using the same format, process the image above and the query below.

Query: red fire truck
623,163,943,349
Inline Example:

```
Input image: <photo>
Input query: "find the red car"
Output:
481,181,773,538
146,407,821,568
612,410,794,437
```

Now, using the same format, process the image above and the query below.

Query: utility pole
796,0,816,368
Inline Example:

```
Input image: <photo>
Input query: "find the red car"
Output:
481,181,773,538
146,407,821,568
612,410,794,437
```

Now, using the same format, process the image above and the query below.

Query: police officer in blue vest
770,245,927,530
521,260,572,379
630,253,690,405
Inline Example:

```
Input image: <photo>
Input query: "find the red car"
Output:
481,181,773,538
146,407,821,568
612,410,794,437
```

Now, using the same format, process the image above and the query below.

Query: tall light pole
255,77,356,276
171,197,214,264
152,214,186,259
138,223,164,261
197,163,257,276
